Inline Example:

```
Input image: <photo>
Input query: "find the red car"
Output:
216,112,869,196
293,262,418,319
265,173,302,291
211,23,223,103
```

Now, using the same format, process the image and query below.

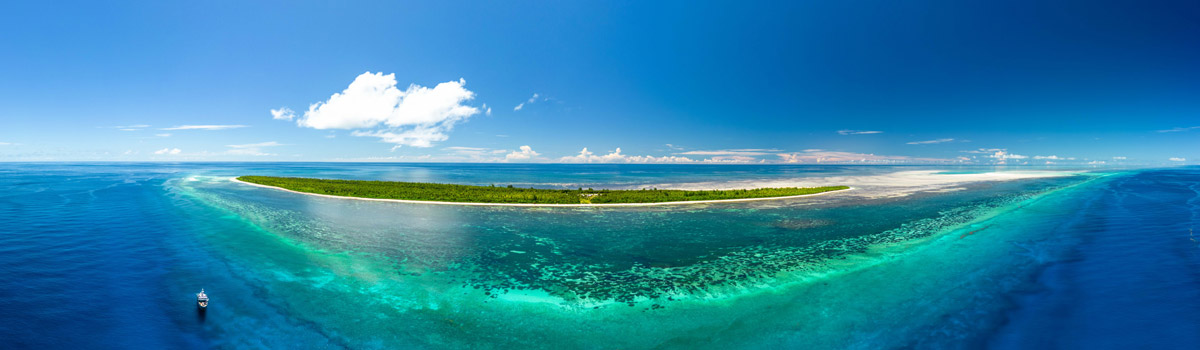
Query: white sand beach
638,170,1077,199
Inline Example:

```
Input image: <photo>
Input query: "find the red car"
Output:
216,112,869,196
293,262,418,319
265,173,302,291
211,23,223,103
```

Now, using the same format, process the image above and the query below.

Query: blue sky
1,1,1196,165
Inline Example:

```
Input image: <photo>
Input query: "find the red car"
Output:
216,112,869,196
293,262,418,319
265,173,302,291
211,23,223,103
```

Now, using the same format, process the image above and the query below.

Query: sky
1,0,1197,165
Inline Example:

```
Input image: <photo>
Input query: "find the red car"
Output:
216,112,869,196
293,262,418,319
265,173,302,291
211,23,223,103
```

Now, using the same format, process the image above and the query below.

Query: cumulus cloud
906,138,956,145
513,93,539,111
436,146,542,162
161,125,248,131
976,149,1027,164
1156,126,1200,133
279,72,480,148
154,148,182,155
989,150,1027,159
1169,157,1187,162
226,141,284,156
961,148,1028,163
505,145,541,161
271,108,296,120
559,147,698,163
838,130,882,135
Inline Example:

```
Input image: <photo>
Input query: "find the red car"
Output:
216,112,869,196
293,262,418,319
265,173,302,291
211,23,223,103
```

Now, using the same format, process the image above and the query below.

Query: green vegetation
237,176,847,205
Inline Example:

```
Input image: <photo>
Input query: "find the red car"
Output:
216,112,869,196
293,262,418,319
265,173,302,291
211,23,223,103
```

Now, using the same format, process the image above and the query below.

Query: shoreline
230,177,852,207
636,170,1080,199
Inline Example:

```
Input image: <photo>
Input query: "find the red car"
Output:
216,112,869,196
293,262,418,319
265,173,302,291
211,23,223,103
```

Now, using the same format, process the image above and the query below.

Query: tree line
237,176,848,204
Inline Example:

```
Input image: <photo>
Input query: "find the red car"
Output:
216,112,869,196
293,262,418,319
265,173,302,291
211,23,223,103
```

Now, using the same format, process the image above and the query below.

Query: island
235,176,849,206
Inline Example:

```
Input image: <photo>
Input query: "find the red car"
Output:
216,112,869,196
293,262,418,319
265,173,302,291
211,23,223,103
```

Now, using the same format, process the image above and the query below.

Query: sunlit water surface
1,163,1197,349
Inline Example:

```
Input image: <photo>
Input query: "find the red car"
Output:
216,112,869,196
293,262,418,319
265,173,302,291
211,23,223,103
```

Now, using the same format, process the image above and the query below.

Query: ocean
0,163,1196,349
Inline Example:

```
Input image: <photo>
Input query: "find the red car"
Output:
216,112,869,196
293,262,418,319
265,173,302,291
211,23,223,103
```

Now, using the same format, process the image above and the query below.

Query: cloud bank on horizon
250,73,1187,165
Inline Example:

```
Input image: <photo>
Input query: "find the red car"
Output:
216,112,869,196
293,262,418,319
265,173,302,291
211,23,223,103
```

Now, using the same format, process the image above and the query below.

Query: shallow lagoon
2,163,1197,349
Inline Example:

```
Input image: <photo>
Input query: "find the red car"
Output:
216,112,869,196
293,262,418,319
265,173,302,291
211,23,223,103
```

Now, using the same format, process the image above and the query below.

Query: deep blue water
988,168,1200,348
0,163,1196,349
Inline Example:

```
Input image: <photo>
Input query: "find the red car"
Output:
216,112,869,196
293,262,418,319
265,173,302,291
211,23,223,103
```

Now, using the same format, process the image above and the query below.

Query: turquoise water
1,163,1197,348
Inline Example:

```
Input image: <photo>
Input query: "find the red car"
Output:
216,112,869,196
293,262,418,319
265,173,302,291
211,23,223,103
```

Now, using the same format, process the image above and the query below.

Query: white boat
197,289,209,309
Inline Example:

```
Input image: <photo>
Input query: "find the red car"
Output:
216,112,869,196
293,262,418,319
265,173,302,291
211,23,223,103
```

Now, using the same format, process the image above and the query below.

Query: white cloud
1112,156,1127,160
505,145,541,161
513,93,539,111
989,150,1027,159
977,149,1027,164
838,130,882,135
271,107,296,120
352,127,449,149
482,104,492,116
154,148,182,155
437,145,539,162
441,146,498,161
704,156,758,163
226,141,284,156
777,150,958,164
155,133,171,138
444,146,488,152
962,148,1029,164
1088,160,1107,165
111,124,150,131
284,72,479,148
1156,126,1200,133
228,141,283,148
1033,155,1075,160
559,147,698,163
962,148,1005,154
907,138,956,145
161,125,248,131
0,142,14,146
1169,157,1187,162
677,149,780,156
